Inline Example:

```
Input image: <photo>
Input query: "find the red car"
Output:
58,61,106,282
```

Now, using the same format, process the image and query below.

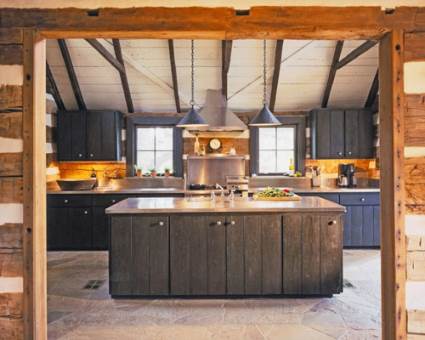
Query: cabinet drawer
93,195,128,207
339,193,379,206
48,195,92,207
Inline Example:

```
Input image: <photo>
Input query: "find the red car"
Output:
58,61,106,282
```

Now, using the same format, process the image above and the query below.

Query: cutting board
253,194,302,201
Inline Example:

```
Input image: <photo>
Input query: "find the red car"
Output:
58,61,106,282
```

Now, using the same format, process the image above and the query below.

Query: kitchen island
106,196,346,298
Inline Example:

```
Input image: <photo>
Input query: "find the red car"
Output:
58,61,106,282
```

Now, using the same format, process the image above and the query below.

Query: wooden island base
107,197,345,297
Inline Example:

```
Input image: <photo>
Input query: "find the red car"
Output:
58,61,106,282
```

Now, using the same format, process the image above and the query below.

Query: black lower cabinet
109,215,170,296
109,212,343,297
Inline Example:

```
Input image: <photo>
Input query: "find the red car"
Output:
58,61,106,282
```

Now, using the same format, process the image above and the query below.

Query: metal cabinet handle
328,220,337,226
230,220,236,225
64,199,69,203
338,152,343,156
90,153,94,158
78,153,82,158
84,210,88,215
348,151,352,155
111,199,116,203
216,221,222,226
158,221,164,226
360,197,366,202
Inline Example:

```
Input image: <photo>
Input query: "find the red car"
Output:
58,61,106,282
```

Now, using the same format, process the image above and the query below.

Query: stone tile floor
47,250,381,339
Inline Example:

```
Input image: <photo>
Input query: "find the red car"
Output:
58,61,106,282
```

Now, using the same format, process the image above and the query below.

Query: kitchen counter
48,186,379,195
105,196,345,214
107,196,345,298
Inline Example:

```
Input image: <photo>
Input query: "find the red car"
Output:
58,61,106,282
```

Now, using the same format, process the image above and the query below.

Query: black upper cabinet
57,110,122,161
311,109,374,159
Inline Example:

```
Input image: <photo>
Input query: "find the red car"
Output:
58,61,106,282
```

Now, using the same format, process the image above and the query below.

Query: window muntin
136,127,173,173
258,126,296,174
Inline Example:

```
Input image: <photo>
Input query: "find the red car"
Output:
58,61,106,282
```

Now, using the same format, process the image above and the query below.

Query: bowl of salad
253,187,301,201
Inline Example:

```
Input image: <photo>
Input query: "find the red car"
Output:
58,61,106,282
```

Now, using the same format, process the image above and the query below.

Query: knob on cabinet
216,221,222,226
230,220,236,225
328,220,337,226
158,221,164,226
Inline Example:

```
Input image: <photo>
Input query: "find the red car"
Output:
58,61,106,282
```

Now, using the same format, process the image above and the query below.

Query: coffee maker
338,163,357,188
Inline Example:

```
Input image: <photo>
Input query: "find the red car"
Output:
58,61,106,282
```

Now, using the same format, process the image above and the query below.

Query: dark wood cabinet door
226,215,282,295
170,215,226,295
311,109,344,159
283,214,342,295
92,206,109,250
344,109,360,158
70,207,92,250
70,111,87,160
56,111,72,161
132,216,169,295
110,216,132,296
87,111,121,161
357,109,374,158
47,207,71,250
373,206,380,246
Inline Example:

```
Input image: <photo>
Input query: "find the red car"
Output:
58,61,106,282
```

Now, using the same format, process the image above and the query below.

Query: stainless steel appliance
186,154,245,187
338,163,357,188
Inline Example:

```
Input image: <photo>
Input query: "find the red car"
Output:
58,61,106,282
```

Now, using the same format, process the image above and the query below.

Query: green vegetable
256,187,294,198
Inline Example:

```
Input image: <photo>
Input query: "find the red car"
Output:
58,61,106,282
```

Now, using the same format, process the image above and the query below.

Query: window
136,127,174,173
258,126,296,174
250,115,306,175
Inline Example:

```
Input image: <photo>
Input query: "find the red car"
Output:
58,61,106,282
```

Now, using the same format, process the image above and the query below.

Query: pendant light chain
263,39,267,106
190,40,195,108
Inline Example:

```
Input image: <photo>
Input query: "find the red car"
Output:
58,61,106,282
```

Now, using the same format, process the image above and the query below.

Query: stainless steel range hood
193,89,247,131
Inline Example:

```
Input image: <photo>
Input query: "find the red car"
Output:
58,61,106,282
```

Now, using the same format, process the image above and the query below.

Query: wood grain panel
226,215,244,295
302,214,321,294
0,153,22,177
406,184,425,206
0,85,22,111
0,29,23,44
0,224,22,250
407,251,425,281
0,250,23,277
406,95,425,147
0,45,23,65
0,112,22,139
0,177,22,204
0,293,22,318
405,157,425,184
0,318,23,340
405,32,425,62
408,310,425,335
282,214,302,294
407,205,425,215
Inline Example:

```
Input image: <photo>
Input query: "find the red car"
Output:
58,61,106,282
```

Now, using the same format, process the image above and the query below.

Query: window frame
250,115,306,176
126,116,183,177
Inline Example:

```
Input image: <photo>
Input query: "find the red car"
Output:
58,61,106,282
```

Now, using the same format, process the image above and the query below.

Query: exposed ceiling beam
322,40,344,108
46,62,65,111
86,39,125,74
58,39,86,111
336,40,378,69
269,40,283,112
365,68,379,109
112,39,134,113
221,40,233,100
103,39,192,108
168,39,181,113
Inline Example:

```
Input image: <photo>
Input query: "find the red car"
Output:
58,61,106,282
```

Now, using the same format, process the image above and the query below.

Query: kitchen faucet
216,183,226,200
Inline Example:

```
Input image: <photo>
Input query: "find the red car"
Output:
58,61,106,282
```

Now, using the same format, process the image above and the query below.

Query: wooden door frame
15,6,413,339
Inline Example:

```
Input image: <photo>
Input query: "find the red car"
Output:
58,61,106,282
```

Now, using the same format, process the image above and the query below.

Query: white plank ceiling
46,39,378,113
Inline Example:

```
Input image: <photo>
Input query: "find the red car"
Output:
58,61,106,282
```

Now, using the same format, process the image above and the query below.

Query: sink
57,179,96,191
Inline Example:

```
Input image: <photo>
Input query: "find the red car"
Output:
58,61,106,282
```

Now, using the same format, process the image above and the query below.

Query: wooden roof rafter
112,39,134,113
322,40,344,108
168,39,181,113
46,61,65,111
336,40,378,70
365,68,379,109
269,39,283,112
58,39,86,111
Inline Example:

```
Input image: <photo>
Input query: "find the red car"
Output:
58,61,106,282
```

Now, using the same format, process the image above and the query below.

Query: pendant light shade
249,104,281,126
249,40,281,127
177,40,208,129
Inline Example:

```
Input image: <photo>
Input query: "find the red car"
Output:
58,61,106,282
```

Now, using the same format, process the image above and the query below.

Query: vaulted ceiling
46,38,379,113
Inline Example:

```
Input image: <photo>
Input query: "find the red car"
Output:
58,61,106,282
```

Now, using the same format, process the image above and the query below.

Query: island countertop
105,196,346,214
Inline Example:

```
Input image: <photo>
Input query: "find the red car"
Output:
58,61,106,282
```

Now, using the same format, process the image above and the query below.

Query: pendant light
177,40,208,128
249,40,281,127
